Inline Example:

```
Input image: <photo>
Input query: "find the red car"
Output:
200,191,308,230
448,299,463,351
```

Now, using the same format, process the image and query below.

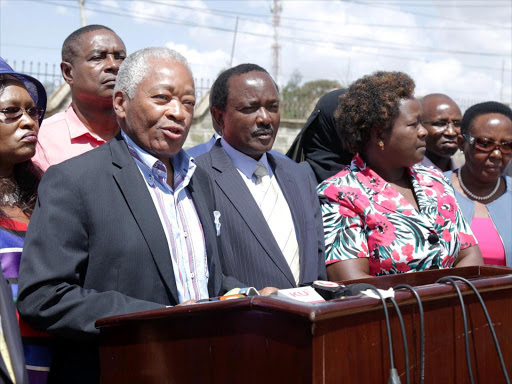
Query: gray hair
114,47,192,99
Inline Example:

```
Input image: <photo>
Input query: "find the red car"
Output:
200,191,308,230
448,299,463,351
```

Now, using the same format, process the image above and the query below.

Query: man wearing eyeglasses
32,25,126,171
420,93,462,172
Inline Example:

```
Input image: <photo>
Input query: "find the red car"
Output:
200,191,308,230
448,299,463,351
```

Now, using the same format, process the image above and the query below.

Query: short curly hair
335,71,415,154
461,101,512,135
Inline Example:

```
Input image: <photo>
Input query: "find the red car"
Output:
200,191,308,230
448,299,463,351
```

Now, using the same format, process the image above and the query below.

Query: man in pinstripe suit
196,64,326,290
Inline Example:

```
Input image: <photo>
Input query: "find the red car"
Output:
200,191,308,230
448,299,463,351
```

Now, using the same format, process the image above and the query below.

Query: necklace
457,168,501,201
0,179,19,207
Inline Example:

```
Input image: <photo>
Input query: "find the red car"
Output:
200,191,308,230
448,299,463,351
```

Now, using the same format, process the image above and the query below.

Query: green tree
282,71,342,119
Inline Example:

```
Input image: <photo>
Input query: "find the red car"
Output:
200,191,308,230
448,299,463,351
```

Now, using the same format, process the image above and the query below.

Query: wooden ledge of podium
96,266,512,384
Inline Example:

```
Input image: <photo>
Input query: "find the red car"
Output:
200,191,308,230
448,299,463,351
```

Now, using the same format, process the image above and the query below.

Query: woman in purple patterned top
0,57,52,384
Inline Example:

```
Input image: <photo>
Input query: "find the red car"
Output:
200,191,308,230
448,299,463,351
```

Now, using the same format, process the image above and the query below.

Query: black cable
394,284,424,384
436,277,474,384
438,276,510,384
352,283,401,384
389,297,410,384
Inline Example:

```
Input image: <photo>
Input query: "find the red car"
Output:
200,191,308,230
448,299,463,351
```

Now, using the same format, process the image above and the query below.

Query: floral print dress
317,154,477,275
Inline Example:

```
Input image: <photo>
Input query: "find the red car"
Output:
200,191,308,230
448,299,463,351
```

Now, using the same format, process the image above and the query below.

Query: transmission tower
270,0,282,84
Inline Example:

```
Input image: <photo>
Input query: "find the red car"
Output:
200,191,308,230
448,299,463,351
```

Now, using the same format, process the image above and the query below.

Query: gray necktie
252,162,300,284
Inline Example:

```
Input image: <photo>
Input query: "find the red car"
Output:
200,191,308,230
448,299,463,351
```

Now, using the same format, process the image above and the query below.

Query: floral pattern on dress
317,154,477,275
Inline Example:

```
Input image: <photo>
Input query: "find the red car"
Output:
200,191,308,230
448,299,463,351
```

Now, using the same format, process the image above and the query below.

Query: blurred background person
33,25,126,171
286,89,353,184
0,58,52,383
317,71,482,281
420,93,462,172
445,101,512,266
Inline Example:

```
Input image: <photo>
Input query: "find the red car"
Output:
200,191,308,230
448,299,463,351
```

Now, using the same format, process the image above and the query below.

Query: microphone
196,287,259,303
310,280,351,300
306,281,376,300
345,283,377,297
427,233,439,244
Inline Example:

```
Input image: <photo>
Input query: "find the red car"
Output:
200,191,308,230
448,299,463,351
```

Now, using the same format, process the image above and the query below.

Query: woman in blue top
445,101,512,266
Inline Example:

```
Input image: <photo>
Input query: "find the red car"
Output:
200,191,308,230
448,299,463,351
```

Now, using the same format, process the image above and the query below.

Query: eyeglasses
422,120,462,131
463,134,512,155
0,106,44,121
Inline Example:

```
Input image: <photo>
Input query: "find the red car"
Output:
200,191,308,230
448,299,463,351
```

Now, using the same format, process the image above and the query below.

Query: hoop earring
379,141,385,151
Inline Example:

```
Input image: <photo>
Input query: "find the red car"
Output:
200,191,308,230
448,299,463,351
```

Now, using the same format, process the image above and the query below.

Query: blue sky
1,0,511,105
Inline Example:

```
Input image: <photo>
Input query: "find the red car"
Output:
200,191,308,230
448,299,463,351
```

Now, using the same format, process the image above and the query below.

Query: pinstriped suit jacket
196,141,326,289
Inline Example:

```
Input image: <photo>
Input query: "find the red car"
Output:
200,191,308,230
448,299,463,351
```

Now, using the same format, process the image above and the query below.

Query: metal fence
4,59,62,96
8,60,493,119
194,77,212,103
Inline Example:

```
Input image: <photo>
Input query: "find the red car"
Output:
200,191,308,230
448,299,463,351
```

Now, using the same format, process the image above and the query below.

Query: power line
129,1,511,53
358,1,511,7
81,0,510,58
345,0,509,29
341,23,509,30
1,44,60,51
26,1,512,72
137,0,510,30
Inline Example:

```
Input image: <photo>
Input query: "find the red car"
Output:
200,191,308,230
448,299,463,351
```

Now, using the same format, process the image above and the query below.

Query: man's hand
258,287,278,296
177,299,197,306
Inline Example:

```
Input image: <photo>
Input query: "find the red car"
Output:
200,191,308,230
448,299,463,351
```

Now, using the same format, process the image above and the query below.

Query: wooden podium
96,266,512,384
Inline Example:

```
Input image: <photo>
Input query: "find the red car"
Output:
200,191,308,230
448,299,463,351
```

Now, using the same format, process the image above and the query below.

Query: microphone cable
389,296,410,384
350,283,402,384
437,276,510,384
436,277,474,384
394,284,424,384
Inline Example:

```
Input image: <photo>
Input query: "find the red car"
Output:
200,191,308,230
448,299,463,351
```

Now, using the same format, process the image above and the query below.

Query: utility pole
79,0,86,27
270,0,282,84
500,58,504,101
229,17,239,68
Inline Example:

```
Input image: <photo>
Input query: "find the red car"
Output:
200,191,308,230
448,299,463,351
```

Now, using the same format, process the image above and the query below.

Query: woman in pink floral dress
317,71,483,281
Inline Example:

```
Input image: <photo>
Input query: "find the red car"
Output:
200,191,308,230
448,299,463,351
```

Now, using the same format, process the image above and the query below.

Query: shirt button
190,273,195,279
183,232,188,238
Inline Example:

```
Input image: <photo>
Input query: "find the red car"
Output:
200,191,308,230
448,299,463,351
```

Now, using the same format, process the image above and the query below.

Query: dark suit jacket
17,135,239,383
196,141,326,289
0,272,27,384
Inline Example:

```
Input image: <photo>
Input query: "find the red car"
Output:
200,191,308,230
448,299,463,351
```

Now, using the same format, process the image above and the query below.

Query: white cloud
100,0,120,9
2,0,509,103
164,41,230,79
56,5,67,15
127,0,213,25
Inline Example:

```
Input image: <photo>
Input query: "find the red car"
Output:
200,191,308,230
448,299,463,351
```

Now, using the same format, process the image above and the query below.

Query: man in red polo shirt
33,25,126,171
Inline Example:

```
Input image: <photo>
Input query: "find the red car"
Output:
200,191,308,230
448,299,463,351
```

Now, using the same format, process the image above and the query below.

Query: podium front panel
97,266,512,383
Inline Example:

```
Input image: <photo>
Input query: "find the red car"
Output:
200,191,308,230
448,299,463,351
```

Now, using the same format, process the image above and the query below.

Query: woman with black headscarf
286,89,353,184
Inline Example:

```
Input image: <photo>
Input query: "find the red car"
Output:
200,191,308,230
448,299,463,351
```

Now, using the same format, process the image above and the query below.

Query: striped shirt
121,131,209,302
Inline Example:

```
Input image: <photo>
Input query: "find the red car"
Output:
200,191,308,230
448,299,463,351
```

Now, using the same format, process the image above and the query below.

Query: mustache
251,125,274,137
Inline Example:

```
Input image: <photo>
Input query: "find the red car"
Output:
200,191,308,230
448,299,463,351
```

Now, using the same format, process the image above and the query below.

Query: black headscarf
286,89,353,183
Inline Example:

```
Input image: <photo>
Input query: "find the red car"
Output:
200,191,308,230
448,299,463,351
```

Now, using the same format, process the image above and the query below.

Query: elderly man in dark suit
0,271,27,384
17,47,241,384
196,64,326,290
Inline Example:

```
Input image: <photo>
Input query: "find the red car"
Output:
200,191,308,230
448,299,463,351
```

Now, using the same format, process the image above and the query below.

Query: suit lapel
210,144,295,286
271,155,307,283
110,136,180,303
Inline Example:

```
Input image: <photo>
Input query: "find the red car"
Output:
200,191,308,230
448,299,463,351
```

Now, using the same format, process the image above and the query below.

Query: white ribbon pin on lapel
213,211,221,236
